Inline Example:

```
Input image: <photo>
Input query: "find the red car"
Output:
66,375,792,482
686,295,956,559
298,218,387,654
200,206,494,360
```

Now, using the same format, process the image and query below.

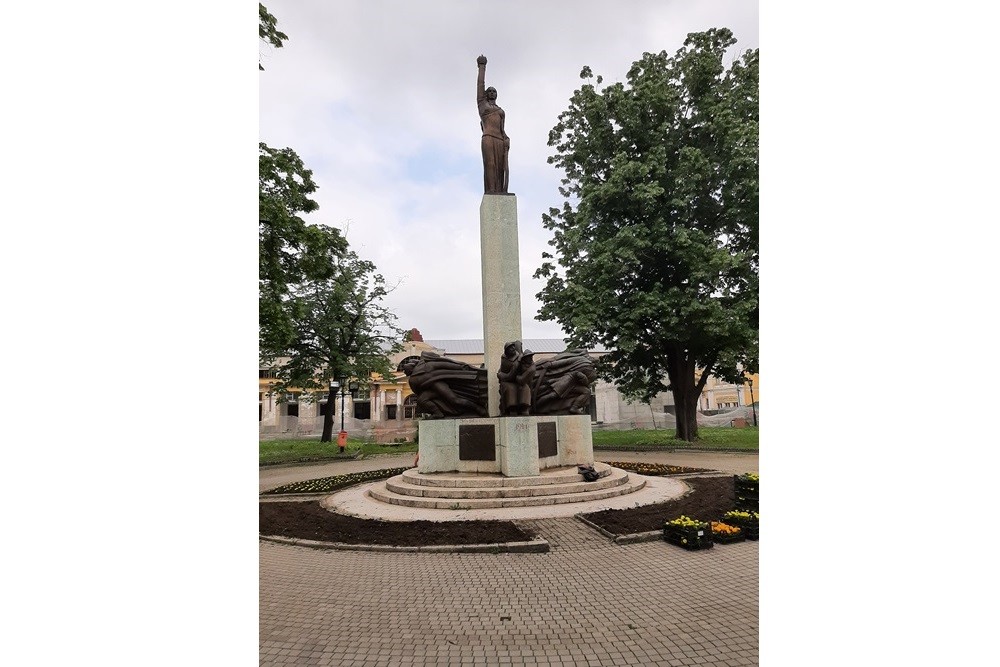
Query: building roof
424,339,610,355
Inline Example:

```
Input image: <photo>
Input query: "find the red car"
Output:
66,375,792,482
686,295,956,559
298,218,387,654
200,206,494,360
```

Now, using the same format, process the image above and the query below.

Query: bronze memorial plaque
459,424,497,461
537,421,558,458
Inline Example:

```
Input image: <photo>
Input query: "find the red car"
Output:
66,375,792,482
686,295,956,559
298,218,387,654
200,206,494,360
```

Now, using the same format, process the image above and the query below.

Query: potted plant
734,472,758,511
721,509,759,541
710,521,746,544
663,515,713,550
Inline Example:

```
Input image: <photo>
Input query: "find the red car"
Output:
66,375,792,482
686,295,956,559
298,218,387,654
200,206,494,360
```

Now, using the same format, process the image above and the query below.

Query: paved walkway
260,450,759,666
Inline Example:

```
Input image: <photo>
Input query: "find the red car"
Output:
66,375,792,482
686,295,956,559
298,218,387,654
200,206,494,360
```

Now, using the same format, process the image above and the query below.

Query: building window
386,404,398,420
286,393,299,417
353,400,371,420
259,369,278,379
403,395,417,420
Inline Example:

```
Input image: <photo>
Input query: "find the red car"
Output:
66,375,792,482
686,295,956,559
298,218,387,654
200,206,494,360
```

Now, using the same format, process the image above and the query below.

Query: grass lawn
260,437,417,466
261,425,756,465
592,426,758,451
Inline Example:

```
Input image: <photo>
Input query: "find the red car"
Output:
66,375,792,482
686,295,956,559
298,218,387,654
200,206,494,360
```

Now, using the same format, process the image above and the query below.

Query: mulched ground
259,476,738,545
580,476,736,535
259,502,536,545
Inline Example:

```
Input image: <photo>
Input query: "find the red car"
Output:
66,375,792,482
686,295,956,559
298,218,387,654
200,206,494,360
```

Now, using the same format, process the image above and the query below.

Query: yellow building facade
259,340,759,438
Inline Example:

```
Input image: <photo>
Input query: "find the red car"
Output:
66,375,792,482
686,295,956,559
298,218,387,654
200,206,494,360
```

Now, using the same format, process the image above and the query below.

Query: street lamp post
748,378,758,427
330,375,346,453
331,376,362,454
337,376,363,452
332,378,344,451
338,375,349,433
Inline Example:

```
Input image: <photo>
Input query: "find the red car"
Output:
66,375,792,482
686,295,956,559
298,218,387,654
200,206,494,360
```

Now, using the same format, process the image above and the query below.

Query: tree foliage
258,4,403,442
534,28,758,441
259,3,288,70
260,250,405,441
258,8,341,349
259,143,349,352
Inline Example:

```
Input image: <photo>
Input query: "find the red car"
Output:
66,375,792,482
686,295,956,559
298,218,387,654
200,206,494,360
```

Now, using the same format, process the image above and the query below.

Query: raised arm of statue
477,55,488,105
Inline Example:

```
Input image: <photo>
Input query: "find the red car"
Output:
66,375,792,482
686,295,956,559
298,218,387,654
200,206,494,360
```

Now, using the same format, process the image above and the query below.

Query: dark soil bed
581,476,737,535
259,476,738,546
259,502,536,546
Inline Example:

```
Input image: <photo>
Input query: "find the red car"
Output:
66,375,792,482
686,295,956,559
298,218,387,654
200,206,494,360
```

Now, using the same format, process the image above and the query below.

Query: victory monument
367,57,645,509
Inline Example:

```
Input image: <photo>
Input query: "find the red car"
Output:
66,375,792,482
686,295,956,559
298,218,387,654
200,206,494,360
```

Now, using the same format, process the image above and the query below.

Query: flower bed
663,515,713,550
721,509,759,540
261,467,411,495
602,461,713,476
710,521,745,544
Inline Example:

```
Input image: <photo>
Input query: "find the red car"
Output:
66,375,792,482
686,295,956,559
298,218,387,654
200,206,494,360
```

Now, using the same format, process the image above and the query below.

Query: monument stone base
417,414,593,477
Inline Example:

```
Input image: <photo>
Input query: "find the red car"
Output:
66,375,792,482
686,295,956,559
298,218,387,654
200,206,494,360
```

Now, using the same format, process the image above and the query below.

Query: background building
260,338,759,439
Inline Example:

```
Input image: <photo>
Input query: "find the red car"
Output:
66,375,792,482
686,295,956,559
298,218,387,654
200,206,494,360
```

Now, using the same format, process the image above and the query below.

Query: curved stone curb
573,478,697,544
259,534,549,553
671,472,729,478
259,493,329,502
573,513,618,541
572,513,661,544
613,529,664,545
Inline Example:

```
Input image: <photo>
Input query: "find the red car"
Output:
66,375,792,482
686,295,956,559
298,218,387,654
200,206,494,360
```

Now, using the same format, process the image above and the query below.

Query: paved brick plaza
260,452,759,666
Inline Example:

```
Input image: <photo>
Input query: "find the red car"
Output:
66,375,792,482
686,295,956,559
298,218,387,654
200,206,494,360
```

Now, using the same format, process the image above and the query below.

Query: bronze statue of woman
476,55,510,194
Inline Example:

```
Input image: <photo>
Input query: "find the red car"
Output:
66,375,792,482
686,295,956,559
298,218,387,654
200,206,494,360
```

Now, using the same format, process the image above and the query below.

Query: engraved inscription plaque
459,424,497,461
537,421,558,458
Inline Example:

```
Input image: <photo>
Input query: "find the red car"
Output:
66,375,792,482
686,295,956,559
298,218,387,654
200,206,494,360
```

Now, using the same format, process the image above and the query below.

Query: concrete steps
367,463,647,510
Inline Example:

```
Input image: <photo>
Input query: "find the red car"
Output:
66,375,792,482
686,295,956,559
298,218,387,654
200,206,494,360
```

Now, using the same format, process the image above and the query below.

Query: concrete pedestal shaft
480,194,522,417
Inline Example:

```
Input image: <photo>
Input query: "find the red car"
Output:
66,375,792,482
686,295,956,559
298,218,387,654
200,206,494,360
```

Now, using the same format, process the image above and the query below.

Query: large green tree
259,2,390,442
259,143,348,352
535,28,758,441
258,8,344,349
260,250,405,442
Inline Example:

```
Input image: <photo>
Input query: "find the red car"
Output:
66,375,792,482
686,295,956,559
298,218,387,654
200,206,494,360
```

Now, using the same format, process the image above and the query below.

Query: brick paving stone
261,451,758,666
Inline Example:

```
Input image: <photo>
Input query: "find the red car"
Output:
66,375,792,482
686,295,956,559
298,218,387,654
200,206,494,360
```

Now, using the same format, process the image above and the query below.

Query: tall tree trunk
678,391,700,442
671,386,699,441
669,354,700,442
321,386,337,442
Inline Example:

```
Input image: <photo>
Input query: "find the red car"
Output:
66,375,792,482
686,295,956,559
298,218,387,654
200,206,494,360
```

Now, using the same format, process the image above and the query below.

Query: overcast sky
259,0,759,342
9,5,1000,656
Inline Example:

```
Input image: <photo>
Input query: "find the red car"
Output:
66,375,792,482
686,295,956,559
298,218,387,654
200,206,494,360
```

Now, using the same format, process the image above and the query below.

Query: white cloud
260,0,759,341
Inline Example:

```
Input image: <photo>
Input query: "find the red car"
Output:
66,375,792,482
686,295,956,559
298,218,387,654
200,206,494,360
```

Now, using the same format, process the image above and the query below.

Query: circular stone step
400,462,612,488
385,466,627,500
366,467,647,510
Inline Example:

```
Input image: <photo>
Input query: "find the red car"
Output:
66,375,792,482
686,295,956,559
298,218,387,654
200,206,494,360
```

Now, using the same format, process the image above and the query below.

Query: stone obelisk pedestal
416,193,595,478
480,194,522,417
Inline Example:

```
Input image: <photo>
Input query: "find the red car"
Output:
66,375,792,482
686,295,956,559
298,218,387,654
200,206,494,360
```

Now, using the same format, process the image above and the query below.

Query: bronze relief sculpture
398,352,488,419
531,349,597,416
